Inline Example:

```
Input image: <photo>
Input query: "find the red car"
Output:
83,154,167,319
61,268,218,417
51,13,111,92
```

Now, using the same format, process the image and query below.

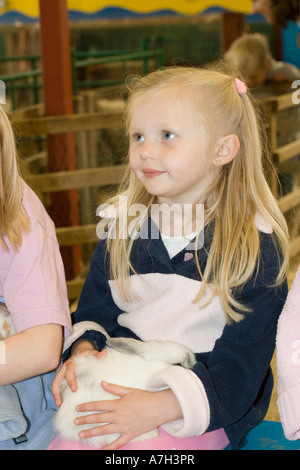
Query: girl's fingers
75,411,110,426
52,363,67,406
75,382,135,414
77,422,134,450
101,381,136,397
78,423,115,440
65,361,78,393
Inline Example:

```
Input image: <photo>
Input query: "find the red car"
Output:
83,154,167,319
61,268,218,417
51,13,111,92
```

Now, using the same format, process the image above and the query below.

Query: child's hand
74,382,183,450
52,342,107,407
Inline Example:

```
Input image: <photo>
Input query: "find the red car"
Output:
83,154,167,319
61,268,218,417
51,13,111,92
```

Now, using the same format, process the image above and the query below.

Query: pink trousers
47,427,229,451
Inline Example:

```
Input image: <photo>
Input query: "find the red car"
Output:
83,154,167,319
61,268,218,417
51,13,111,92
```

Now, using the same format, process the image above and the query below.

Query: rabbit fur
53,336,196,448
0,303,15,340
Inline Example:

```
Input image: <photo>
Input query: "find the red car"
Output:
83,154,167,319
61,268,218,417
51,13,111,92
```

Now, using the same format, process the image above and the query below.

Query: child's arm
0,323,63,385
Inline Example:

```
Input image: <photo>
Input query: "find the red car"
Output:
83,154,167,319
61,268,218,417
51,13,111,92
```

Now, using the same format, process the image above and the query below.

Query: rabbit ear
106,337,143,356
106,337,196,368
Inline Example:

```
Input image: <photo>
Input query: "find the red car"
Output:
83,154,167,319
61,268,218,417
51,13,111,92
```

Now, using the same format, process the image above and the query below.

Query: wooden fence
264,93,300,263
24,164,126,299
11,87,127,300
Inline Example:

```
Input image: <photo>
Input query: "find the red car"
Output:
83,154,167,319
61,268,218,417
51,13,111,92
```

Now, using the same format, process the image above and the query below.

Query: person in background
0,105,72,450
252,0,300,27
224,33,300,88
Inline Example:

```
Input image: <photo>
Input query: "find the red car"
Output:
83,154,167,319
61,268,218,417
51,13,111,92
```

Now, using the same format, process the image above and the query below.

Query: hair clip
235,78,247,95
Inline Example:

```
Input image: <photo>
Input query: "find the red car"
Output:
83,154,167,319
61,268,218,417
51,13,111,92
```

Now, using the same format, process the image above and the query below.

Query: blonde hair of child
224,33,272,85
0,106,30,250
105,65,289,323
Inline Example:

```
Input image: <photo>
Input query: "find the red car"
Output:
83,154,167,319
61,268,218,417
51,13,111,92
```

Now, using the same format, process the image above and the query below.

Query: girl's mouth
142,168,165,178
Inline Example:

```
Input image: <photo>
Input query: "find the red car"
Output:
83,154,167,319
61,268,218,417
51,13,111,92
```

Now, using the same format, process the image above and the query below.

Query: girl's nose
140,141,156,160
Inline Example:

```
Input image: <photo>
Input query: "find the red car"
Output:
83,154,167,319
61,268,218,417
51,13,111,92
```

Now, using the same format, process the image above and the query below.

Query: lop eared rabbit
54,336,196,448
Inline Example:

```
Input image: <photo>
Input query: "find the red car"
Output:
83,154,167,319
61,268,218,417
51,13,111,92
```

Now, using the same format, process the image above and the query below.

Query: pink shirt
0,180,72,336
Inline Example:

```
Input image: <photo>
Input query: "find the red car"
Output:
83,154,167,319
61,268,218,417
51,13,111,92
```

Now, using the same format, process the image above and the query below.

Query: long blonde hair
104,65,289,323
0,106,30,250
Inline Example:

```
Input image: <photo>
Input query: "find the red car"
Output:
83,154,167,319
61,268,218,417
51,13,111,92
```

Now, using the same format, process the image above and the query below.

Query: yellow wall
0,0,252,18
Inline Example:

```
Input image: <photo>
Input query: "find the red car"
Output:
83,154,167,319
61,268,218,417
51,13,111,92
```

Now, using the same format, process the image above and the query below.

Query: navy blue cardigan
67,220,287,449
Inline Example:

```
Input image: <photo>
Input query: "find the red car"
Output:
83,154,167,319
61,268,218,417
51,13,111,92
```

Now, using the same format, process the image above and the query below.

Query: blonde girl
52,65,289,451
0,106,72,450
224,33,300,88
224,33,273,87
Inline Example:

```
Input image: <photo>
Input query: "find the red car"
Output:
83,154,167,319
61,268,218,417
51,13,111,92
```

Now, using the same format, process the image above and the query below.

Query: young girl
51,65,289,451
224,33,300,88
0,105,72,449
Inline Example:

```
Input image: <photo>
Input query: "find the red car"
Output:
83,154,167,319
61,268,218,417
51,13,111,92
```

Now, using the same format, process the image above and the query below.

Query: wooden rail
13,95,127,300
12,111,123,135
264,92,300,260
25,165,126,193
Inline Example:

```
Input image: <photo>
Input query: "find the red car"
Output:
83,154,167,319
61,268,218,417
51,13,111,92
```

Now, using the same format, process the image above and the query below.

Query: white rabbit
0,303,15,340
53,336,196,448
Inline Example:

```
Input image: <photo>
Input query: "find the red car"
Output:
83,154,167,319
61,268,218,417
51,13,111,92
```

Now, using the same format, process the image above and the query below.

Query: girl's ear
214,134,240,166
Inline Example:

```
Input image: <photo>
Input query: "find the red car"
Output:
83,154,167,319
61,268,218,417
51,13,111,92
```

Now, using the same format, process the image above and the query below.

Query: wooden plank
9,103,45,119
56,224,98,246
278,187,300,214
25,164,127,193
264,93,298,112
275,139,300,165
12,112,123,135
221,12,245,52
20,151,47,175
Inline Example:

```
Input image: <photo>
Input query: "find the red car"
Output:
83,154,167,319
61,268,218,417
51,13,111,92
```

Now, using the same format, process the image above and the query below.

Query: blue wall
282,22,300,68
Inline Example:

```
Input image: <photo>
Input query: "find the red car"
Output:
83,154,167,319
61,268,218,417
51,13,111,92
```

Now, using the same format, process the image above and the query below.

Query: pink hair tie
235,78,247,95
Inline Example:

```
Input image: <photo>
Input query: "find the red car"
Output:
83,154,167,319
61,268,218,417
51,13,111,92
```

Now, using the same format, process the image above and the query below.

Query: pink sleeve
1,184,72,336
148,366,210,437
3,218,72,336
277,265,300,440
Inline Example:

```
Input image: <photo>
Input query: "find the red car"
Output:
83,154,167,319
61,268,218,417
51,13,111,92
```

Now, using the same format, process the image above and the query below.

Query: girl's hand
74,382,183,450
52,341,107,407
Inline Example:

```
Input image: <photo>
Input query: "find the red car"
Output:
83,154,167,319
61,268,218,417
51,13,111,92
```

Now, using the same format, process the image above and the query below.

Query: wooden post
39,0,80,279
221,12,245,52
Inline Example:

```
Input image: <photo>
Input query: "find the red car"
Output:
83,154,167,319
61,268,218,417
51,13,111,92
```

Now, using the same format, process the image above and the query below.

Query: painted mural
0,0,253,22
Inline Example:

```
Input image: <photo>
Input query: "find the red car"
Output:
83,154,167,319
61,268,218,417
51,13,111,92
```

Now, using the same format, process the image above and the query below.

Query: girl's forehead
129,84,201,116
128,89,210,135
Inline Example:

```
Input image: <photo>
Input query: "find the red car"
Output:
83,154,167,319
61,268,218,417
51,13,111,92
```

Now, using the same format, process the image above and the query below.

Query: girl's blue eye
134,133,144,142
163,131,175,141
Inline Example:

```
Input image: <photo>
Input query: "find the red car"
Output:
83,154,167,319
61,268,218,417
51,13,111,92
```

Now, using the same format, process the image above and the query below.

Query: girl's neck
151,200,204,237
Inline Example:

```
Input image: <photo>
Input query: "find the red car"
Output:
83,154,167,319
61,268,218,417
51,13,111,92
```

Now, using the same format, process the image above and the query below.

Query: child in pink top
0,180,72,339
0,106,72,449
